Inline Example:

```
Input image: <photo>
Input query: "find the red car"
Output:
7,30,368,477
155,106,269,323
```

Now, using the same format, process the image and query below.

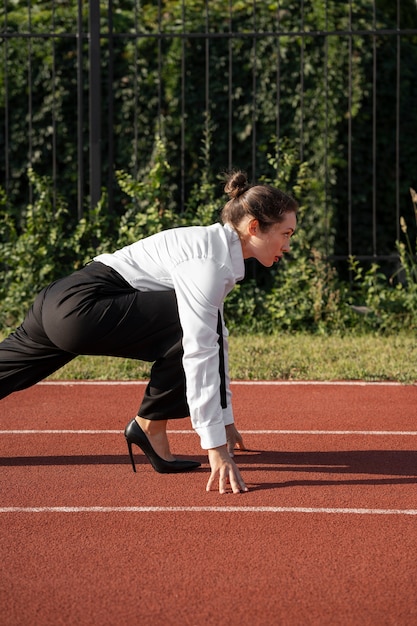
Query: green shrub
343,188,417,332
2,150,417,337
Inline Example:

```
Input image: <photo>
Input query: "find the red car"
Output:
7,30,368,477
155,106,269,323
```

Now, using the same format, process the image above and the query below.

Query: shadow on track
237,449,417,490
0,453,205,469
1,449,416,481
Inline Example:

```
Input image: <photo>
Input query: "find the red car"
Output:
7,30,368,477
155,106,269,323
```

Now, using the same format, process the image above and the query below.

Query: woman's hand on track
225,423,247,457
206,444,248,494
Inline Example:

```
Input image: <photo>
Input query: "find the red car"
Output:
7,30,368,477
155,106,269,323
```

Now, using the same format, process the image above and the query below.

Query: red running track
1,381,417,626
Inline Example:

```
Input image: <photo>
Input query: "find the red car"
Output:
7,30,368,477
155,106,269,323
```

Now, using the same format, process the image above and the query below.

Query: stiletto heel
124,418,201,474
126,439,136,473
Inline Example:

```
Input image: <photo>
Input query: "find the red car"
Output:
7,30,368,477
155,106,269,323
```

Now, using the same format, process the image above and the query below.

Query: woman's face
242,212,297,267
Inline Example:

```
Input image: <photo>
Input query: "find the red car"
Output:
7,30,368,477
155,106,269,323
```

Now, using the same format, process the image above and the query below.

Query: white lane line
0,430,124,434
38,380,413,386
240,430,417,436
0,506,416,515
39,381,148,386
2,429,416,436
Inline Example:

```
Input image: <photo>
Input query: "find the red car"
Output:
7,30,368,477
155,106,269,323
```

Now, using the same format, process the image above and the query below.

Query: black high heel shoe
124,418,201,474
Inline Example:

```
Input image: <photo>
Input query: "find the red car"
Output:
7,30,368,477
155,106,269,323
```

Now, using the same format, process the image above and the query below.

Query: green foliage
332,2,417,261
3,0,416,265
1,1,417,336
345,188,417,332
0,169,72,327
395,188,417,288
0,170,115,327
390,188,417,321
2,149,417,336
224,143,346,334
115,134,182,246
0,2,89,212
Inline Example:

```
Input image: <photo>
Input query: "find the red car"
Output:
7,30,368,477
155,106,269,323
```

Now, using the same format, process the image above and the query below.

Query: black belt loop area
217,310,227,409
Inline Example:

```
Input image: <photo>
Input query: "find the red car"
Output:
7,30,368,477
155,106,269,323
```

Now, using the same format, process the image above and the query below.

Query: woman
0,170,297,493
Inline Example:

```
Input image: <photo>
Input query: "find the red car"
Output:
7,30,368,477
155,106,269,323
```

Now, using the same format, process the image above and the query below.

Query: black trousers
0,262,189,420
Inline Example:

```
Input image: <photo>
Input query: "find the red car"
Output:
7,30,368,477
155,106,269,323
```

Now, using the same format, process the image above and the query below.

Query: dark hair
221,170,298,232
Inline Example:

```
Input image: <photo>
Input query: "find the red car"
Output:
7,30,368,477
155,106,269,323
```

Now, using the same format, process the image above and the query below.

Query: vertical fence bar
347,0,353,261
27,0,33,205
324,0,329,256
107,0,114,214
180,0,185,211
205,0,210,126
251,0,257,181
372,0,377,258
395,0,401,243
227,0,233,170
133,0,139,182
89,0,101,210
51,0,57,212
3,1,9,205
275,1,281,177
157,0,162,134
299,0,305,163
77,0,84,219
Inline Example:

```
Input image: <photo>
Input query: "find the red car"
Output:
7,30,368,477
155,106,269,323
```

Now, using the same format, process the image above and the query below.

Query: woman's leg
40,265,189,416
136,336,188,460
1,262,190,462
40,263,190,460
0,285,74,400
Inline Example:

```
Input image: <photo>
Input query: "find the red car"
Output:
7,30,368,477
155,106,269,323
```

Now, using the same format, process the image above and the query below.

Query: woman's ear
248,219,258,236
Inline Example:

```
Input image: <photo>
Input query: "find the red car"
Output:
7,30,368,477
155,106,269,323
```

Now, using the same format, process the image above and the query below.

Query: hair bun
224,170,249,199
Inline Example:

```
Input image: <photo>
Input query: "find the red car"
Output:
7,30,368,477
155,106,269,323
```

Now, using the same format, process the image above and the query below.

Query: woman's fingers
205,470,229,494
229,466,249,494
206,471,216,492
226,425,247,456
234,431,247,451
206,444,249,494
206,465,248,494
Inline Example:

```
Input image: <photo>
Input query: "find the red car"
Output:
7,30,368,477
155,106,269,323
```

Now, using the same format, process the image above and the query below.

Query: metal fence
1,1,417,265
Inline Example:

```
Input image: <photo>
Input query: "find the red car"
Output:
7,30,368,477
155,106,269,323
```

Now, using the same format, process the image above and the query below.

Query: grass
229,333,417,383
19,331,415,384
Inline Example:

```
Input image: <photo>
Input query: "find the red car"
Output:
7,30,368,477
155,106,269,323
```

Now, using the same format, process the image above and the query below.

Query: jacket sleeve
171,257,235,449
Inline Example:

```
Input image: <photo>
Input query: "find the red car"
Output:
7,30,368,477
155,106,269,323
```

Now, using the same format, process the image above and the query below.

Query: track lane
1,512,416,626
1,381,416,431
1,431,416,510
1,382,417,625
